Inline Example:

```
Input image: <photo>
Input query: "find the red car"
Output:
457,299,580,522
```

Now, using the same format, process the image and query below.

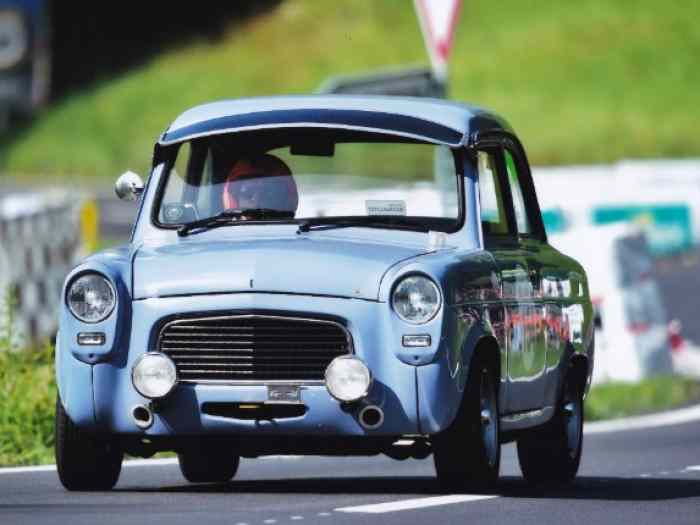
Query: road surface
1,414,699,525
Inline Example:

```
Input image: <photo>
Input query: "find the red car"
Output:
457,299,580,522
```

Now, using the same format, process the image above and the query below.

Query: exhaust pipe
358,405,384,430
132,404,154,430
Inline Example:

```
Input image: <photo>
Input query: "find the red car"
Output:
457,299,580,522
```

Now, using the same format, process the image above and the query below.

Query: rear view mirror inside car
291,140,335,157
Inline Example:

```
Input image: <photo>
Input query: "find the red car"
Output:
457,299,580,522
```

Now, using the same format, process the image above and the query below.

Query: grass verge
0,344,698,466
586,375,700,421
0,343,57,466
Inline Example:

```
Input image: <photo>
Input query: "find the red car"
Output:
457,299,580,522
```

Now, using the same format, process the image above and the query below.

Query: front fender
55,334,97,429
59,248,133,365
416,305,500,434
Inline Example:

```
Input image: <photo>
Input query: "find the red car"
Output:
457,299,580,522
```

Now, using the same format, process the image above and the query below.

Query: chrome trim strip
156,313,354,386
499,406,555,432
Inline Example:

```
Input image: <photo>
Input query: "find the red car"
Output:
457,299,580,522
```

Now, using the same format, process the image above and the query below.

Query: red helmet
222,154,298,213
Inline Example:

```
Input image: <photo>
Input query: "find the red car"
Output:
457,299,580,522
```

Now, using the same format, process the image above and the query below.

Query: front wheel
433,354,500,490
517,378,584,484
55,396,123,491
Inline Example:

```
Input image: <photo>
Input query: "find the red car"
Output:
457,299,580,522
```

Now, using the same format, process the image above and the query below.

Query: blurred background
0,0,699,464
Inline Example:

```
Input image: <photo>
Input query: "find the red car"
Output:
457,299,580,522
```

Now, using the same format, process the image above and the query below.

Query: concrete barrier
0,191,94,345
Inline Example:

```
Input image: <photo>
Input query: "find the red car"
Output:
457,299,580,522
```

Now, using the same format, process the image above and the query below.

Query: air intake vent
157,315,351,383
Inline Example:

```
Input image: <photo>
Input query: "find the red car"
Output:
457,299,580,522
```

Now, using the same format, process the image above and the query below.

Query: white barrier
0,191,88,345
533,158,700,252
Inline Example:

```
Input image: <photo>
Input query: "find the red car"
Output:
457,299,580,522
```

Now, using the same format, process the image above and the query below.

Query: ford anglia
55,95,593,490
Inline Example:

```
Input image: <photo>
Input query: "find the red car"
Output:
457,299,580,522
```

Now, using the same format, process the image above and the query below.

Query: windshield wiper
178,209,293,237
297,216,429,234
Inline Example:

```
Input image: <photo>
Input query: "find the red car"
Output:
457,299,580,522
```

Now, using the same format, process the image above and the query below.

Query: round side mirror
115,171,144,201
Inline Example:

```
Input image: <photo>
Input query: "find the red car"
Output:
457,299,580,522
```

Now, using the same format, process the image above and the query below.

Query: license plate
267,385,301,404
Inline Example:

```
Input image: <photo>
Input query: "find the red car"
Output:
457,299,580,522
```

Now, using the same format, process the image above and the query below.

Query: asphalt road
2,417,699,525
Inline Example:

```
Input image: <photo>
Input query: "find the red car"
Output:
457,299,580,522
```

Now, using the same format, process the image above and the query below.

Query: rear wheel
178,446,240,483
55,396,123,491
517,377,584,484
433,354,500,490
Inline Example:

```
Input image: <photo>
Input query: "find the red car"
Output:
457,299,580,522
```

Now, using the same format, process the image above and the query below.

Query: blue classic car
55,95,593,490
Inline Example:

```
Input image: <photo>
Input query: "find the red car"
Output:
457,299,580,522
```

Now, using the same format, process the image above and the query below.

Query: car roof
158,95,512,148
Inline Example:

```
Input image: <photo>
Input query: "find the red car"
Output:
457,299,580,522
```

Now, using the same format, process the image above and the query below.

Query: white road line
335,495,498,514
684,465,700,472
0,455,305,475
584,403,700,435
0,457,178,475
0,465,56,475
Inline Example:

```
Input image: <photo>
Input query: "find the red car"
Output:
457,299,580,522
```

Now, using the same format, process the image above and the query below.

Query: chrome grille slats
157,314,351,383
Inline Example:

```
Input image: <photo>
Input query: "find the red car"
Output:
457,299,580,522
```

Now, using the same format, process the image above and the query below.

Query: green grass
0,343,57,466
586,375,700,421
2,0,699,180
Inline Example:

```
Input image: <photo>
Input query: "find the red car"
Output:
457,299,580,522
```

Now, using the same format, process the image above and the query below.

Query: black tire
55,396,123,491
178,446,240,483
517,377,584,484
433,354,500,490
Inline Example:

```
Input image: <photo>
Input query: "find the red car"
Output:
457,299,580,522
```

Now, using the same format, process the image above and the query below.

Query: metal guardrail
0,191,96,345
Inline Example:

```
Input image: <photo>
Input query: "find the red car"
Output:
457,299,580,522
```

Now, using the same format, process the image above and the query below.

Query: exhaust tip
358,405,384,430
132,404,154,430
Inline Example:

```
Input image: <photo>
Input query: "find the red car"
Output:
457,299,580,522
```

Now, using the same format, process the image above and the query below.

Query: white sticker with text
366,200,407,216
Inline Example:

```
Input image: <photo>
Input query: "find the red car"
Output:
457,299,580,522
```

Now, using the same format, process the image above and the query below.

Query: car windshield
156,129,462,233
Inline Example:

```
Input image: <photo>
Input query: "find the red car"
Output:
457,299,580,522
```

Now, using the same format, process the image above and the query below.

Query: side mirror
115,171,144,201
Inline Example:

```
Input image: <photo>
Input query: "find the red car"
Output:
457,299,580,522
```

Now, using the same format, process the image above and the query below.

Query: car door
476,147,541,414
499,140,553,412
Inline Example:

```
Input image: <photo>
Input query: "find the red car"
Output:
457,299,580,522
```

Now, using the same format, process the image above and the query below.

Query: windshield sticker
366,200,407,216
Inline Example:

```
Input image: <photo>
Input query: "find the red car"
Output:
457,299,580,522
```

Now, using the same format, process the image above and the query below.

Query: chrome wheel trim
479,367,499,468
564,388,583,459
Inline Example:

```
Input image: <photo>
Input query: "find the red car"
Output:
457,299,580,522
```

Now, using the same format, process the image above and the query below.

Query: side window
504,149,532,234
477,151,510,236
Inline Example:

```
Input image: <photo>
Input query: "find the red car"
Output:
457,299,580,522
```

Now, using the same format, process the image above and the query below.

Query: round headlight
391,275,441,324
132,353,178,399
67,273,116,323
325,356,372,403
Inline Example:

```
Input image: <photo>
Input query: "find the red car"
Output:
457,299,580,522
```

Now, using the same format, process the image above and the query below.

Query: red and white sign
413,0,463,78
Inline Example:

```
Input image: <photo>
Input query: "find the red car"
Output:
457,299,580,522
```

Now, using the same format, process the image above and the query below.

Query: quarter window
477,151,510,236
504,150,531,234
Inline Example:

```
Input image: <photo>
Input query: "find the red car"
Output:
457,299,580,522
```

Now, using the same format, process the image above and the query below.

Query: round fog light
325,356,372,402
132,353,177,399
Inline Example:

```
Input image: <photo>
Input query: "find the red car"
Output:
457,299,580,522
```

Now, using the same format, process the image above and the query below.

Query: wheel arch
568,352,590,400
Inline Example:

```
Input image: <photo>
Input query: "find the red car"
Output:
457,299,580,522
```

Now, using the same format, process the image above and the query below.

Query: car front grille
157,314,352,383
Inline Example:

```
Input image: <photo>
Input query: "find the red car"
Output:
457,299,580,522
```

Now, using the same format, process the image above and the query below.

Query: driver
222,154,299,216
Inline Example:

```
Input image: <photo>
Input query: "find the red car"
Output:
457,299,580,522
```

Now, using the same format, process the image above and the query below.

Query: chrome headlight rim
324,355,373,403
65,272,117,324
131,352,178,400
391,273,442,325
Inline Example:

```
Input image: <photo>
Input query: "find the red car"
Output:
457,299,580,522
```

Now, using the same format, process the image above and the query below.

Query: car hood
132,236,431,301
